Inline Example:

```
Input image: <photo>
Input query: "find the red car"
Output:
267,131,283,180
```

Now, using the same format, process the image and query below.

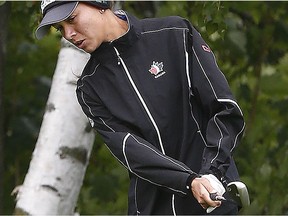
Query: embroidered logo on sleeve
149,61,166,78
202,45,211,52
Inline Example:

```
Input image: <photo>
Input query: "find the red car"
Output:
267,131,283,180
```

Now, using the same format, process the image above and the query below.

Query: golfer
36,1,245,214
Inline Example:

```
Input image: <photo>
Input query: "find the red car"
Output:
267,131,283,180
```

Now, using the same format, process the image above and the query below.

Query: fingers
191,177,222,209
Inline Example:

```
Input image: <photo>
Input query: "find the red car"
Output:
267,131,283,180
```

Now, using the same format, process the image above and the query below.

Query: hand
191,177,222,210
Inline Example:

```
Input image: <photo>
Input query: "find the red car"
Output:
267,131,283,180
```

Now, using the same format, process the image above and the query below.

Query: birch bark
14,38,94,215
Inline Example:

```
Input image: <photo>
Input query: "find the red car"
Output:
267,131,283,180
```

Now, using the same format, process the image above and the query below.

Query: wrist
186,173,199,191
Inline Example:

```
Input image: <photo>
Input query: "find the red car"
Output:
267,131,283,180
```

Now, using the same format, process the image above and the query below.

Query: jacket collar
90,11,141,63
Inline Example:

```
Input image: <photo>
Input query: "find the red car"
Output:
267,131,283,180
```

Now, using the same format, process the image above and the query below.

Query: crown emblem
149,61,166,78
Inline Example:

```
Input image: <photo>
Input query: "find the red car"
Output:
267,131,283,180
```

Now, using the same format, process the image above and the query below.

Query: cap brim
35,2,78,39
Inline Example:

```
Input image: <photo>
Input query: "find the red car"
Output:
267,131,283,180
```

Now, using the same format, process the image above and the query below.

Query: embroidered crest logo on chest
149,61,166,78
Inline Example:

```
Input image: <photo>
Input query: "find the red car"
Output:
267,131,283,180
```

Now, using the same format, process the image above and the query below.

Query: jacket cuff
185,173,199,191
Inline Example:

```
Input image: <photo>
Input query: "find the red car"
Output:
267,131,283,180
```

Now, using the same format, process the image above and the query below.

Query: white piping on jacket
218,98,243,116
100,117,115,132
192,46,245,164
123,133,132,172
122,133,187,195
141,27,189,35
172,194,176,216
113,47,166,155
217,99,245,152
79,64,100,118
78,47,190,197
183,30,208,147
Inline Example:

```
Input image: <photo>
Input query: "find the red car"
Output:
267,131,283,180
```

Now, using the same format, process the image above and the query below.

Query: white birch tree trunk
14,38,94,215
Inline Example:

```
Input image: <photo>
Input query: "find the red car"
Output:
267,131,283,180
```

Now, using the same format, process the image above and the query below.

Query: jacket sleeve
76,86,197,196
190,26,245,179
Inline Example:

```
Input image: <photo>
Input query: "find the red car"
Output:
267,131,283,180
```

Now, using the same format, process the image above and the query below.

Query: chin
85,46,98,53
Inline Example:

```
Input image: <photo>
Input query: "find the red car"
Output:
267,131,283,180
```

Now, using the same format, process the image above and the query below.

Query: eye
56,26,63,33
52,24,63,33
67,15,76,24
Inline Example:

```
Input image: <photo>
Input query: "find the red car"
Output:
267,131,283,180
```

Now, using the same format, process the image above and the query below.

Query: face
54,3,107,53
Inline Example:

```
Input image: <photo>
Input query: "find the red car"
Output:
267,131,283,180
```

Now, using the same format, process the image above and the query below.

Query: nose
62,26,76,41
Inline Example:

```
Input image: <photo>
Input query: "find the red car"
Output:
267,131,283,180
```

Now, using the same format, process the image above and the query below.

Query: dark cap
35,1,111,39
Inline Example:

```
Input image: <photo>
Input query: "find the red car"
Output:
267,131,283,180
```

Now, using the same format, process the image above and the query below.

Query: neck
105,10,128,42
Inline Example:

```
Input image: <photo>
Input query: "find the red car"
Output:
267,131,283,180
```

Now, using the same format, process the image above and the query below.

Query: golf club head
227,181,250,207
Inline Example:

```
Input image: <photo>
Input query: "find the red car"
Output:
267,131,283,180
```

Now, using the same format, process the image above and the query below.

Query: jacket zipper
113,46,166,155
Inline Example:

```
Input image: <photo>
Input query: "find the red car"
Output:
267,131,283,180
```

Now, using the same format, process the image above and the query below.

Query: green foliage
3,1,288,215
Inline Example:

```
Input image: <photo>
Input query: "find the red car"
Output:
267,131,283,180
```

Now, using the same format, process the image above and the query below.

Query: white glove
202,174,225,213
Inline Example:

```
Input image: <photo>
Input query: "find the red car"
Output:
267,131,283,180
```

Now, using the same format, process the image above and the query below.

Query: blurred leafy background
1,1,288,215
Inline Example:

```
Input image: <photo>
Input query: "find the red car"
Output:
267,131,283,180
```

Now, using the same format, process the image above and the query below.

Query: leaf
206,21,218,35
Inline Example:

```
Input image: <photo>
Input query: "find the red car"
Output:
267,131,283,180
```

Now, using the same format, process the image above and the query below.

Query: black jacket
76,11,245,215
